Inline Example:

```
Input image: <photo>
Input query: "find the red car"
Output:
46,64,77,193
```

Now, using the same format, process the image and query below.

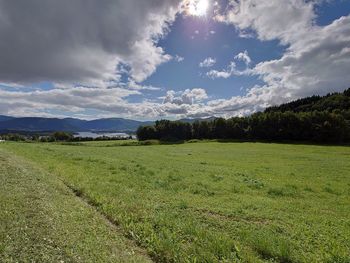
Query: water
74,132,131,139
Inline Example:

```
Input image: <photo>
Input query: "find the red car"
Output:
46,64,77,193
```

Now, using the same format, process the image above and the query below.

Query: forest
137,88,350,143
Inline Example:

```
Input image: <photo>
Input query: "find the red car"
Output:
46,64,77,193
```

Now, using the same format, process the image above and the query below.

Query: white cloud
0,86,212,120
217,0,315,44
206,53,252,79
211,0,350,107
252,15,350,98
127,80,162,91
127,40,173,83
234,50,251,66
207,62,237,79
0,86,141,117
199,57,217,68
163,88,208,105
174,55,185,62
0,0,182,85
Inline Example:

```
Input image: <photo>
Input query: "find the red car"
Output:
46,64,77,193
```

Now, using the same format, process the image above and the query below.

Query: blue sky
145,0,349,97
0,0,349,120
144,14,283,99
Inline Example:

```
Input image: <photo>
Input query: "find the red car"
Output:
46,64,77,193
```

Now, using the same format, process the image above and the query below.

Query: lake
74,132,132,139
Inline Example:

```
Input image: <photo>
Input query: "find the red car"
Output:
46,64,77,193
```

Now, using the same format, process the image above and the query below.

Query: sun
188,0,209,17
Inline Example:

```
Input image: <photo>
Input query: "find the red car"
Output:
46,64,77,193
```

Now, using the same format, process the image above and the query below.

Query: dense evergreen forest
137,88,350,143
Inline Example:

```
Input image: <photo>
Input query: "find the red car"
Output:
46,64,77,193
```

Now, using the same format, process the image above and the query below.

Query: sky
0,0,349,120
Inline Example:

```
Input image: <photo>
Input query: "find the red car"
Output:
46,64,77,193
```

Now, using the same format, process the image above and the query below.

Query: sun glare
188,0,209,17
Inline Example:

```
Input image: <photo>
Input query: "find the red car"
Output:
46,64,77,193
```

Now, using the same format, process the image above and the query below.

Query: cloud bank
0,0,349,119
208,0,350,113
0,0,182,85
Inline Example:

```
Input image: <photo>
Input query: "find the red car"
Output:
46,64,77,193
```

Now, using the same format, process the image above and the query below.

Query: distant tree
212,118,228,139
4,133,26,141
226,117,247,139
192,120,211,139
31,134,39,141
137,126,158,141
154,120,191,141
52,131,73,141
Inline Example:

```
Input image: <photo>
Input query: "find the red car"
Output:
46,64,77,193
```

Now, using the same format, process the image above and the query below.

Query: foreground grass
0,149,151,262
1,141,350,262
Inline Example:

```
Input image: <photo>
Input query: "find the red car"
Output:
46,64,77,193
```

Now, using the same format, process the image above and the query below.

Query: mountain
0,115,215,133
80,118,153,131
0,117,79,132
0,115,15,122
0,116,153,133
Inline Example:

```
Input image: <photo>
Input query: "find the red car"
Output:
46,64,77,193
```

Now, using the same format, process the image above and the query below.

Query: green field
1,141,350,262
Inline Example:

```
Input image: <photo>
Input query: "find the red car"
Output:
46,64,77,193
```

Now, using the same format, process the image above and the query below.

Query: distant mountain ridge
0,116,214,133
0,116,154,133
0,116,15,122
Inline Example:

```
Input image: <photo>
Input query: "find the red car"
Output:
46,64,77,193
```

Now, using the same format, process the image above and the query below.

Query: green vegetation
0,131,133,143
265,88,350,113
0,148,151,263
1,141,350,262
137,88,350,143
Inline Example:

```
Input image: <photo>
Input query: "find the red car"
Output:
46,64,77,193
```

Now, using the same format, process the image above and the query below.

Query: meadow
1,141,350,262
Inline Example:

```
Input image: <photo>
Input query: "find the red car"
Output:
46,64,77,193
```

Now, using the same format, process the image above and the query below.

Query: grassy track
1,141,350,262
0,149,151,263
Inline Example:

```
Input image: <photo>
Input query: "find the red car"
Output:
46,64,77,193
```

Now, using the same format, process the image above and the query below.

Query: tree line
0,131,133,142
137,88,350,143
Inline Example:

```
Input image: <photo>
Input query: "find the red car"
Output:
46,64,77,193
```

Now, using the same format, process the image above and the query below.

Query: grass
0,149,151,263
1,141,350,262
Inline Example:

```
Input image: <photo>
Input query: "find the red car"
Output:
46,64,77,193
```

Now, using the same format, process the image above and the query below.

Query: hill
0,115,15,122
0,117,153,133
79,118,152,131
265,88,350,113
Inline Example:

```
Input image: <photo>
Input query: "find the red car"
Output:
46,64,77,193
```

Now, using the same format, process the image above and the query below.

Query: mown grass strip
0,149,151,263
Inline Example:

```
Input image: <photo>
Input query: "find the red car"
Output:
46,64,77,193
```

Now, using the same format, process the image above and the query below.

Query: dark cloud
0,0,181,84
